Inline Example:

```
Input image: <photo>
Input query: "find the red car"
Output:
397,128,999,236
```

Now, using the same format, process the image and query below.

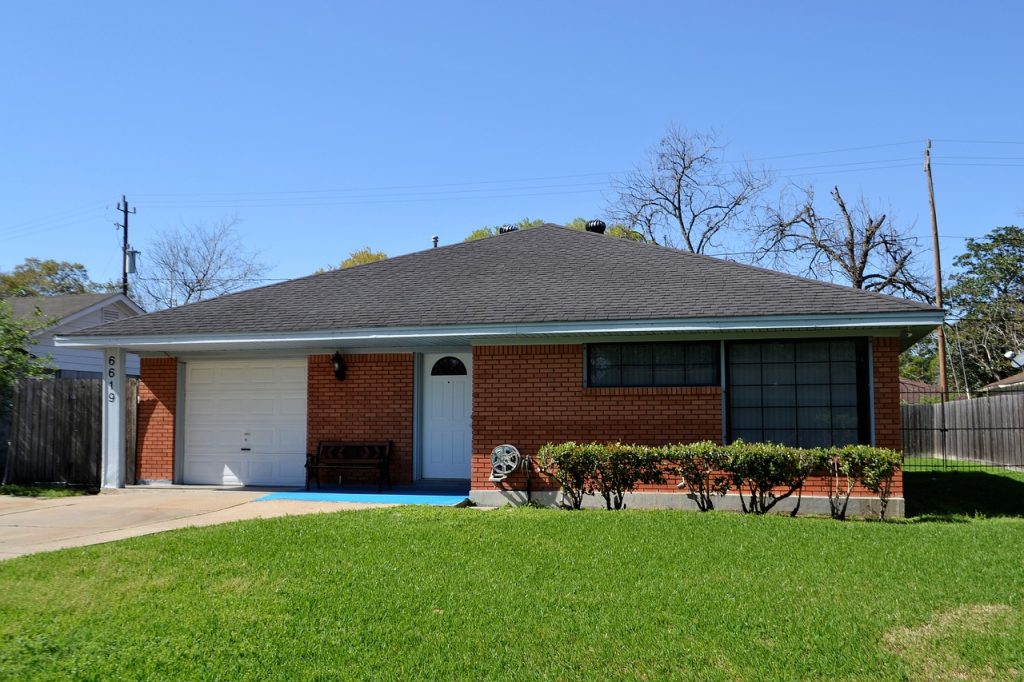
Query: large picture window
587,341,720,387
726,339,870,448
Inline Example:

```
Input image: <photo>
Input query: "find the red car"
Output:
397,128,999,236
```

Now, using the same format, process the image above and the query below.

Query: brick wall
136,357,176,482
870,335,903,497
307,353,415,485
471,339,904,500
471,344,722,491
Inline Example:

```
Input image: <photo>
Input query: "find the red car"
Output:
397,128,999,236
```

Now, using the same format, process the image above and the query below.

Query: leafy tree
131,217,267,310
609,125,772,252
340,247,388,269
463,217,643,242
899,332,939,385
945,226,1024,390
315,247,389,273
756,185,930,299
463,218,546,242
0,259,115,297
563,218,645,241
0,300,53,410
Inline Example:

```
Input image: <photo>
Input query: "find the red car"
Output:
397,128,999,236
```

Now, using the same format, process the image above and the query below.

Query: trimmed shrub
592,443,665,510
536,441,598,510
538,439,900,518
664,441,731,511
825,445,902,520
723,441,826,515
537,442,665,510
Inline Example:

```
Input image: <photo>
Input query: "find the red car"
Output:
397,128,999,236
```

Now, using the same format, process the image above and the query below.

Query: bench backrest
315,442,391,463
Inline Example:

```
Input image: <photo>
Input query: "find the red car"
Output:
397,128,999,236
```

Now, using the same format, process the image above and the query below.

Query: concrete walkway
0,488,379,560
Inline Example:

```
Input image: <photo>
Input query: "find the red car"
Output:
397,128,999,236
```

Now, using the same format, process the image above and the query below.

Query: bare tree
132,217,268,310
756,185,930,299
609,125,772,252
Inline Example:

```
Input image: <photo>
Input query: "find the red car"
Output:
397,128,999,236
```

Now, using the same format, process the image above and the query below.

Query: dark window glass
726,338,869,447
430,356,467,376
587,341,720,388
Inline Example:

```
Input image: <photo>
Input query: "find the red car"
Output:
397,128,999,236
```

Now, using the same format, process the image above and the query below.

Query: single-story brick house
58,224,942,514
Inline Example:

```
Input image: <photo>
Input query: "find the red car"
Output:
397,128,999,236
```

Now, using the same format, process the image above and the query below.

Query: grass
1,500,1023,680
0,484,90,499
904,457,1024,519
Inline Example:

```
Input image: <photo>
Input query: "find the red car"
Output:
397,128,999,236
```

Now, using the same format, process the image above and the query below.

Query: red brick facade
471,344,723,492
306,353,415,485
471,338,904,499
136,357,177,481
131,335,903,498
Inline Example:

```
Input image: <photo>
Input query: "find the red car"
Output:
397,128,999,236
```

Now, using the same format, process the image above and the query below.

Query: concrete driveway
0,488,375,560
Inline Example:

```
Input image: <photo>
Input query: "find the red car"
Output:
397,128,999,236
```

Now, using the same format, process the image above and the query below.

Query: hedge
536,440,901,519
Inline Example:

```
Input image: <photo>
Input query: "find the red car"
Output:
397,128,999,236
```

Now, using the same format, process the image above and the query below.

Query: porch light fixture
331,352,346,381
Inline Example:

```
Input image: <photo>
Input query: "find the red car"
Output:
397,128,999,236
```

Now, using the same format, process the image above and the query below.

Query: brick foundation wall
471,344,722,492
136,357,177,482
307,353,415,486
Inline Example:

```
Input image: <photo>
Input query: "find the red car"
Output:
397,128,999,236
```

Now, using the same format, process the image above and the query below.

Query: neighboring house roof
65,226,938,343
4,293,128,322
979,371,1024,393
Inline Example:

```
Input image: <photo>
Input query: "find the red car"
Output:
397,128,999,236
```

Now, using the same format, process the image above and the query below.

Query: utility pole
924,140,948,400
115,195,136,297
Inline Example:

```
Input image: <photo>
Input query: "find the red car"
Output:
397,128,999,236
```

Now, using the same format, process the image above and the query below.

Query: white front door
183,358,307,486
421,353,472,480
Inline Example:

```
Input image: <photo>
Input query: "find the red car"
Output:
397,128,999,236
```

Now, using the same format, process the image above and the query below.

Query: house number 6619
107,356,117,402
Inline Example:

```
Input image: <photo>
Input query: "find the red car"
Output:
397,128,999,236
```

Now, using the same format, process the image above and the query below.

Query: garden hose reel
489,444,529,483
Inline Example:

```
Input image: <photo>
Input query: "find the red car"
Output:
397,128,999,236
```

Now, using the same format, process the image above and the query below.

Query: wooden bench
305,441,392,492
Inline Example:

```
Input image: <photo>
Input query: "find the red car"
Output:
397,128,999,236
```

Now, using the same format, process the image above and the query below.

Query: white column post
101,347,127,488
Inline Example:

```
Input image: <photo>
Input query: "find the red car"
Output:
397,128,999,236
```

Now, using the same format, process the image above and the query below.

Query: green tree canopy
0,258,115,297
340,247,388,269
945,226,1024,390
317,247,389,273
463,218,642,242
0,300,53,416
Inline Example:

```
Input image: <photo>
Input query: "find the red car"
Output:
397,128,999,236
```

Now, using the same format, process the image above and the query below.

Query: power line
931,138,1024,146
131,172,621,199
138,187,609,210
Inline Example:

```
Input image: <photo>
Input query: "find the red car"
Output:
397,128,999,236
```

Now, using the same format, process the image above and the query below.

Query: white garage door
183,358,307,486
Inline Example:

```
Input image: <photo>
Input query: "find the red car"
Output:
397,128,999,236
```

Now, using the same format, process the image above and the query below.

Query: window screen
587,341,720,387
726,339,869,447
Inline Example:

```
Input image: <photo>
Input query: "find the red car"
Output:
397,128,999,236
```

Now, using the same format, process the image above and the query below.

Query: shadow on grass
904,469,1024,519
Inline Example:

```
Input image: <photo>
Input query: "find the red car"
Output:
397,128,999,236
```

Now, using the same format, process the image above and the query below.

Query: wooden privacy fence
902,391,1024,469
2,378,137,486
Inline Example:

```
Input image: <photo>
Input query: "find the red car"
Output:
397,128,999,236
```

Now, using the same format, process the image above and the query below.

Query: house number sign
107,355,118,402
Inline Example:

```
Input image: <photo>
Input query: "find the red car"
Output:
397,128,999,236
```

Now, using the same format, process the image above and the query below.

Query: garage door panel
184,359,307,486
248,397,277,416
188,366,219,385
278,428,306,451
248,429,275,447
280,397,306,416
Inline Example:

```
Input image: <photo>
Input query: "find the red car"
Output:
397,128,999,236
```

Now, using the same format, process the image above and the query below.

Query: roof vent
498,224,518,234
585,219,606,234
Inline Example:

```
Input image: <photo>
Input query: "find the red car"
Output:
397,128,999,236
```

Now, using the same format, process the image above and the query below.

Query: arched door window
430,356,467,376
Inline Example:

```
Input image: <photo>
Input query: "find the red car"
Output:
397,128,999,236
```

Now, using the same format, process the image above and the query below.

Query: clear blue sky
2,1,1021,288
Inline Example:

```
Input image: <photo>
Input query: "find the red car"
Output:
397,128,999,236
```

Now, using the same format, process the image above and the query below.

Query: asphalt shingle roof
4,293,119,322
70,225,937,338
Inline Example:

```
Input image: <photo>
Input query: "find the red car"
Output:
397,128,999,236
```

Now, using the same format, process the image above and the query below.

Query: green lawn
0,484,90,499
904,457,1024,519
2,499,1023,681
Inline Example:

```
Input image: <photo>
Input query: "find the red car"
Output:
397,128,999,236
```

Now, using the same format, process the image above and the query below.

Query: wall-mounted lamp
331,352,346,380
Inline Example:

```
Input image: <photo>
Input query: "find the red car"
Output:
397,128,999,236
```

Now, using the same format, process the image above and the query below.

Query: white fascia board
55,311,944,350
